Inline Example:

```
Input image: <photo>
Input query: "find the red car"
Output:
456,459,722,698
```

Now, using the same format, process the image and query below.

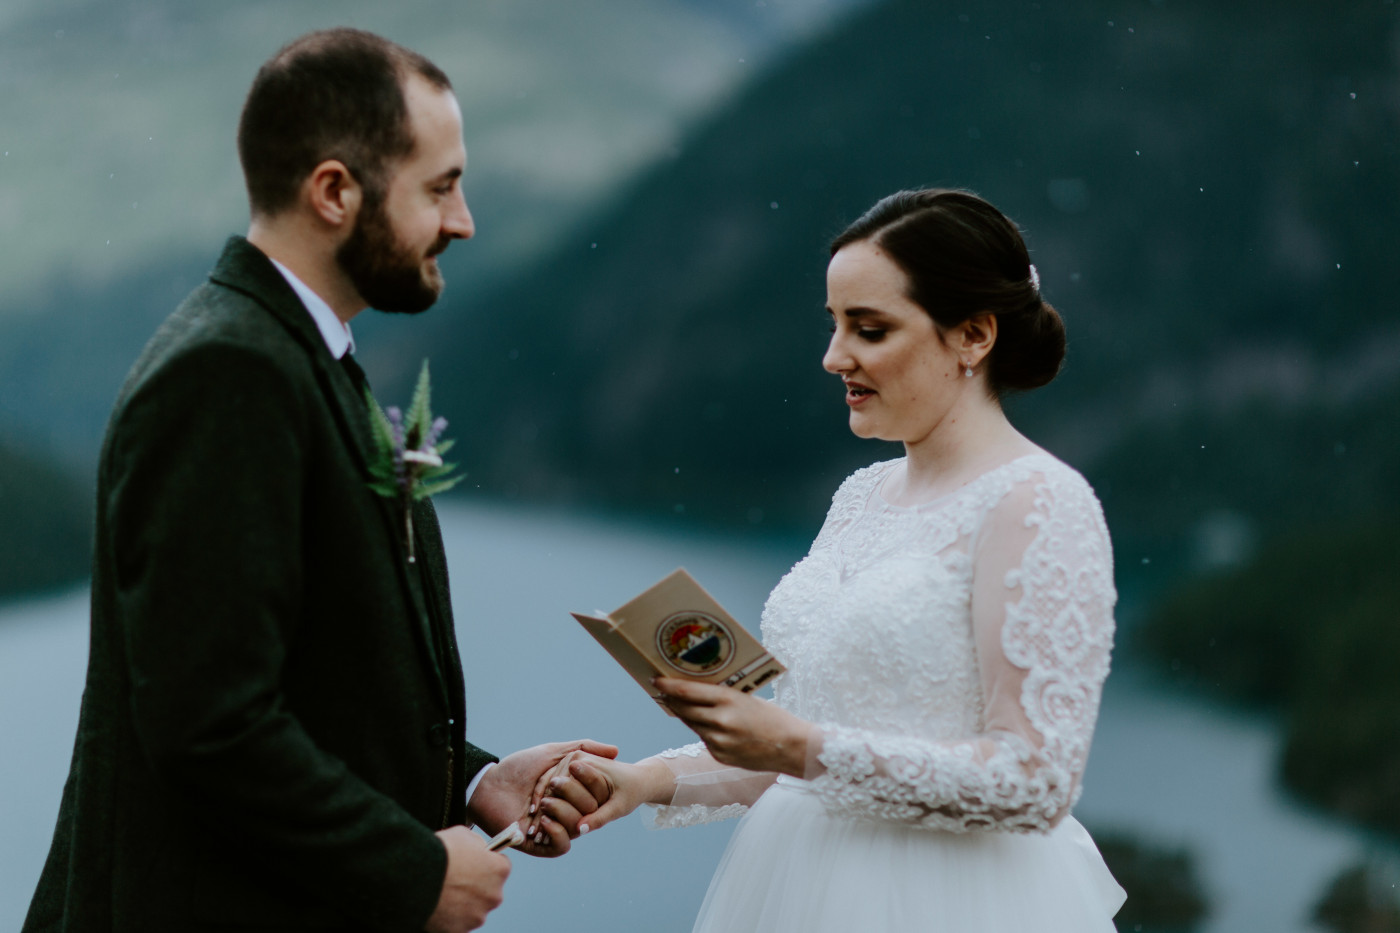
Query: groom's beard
336,199,449,315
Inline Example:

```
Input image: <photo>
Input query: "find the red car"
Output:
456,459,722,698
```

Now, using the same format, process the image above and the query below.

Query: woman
534,189,1125,931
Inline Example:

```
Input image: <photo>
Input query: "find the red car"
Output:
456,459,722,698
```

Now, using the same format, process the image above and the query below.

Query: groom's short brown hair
237,28,452,217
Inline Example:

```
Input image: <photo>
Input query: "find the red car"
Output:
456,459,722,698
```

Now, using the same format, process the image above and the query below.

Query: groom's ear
303,159,362,231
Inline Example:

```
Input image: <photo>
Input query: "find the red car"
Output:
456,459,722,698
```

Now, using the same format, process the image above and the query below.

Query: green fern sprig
363,360,465,560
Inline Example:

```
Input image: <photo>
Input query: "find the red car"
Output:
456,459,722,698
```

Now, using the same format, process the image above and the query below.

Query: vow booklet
571,568,786,716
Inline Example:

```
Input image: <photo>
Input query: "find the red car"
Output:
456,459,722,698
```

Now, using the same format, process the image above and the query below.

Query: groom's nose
444,190,474,241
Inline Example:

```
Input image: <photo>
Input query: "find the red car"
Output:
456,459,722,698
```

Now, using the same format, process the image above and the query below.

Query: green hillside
1138,517,1400,835
0,0,871,486
373,0,1398,589
0,440,91,599
4,0,1395,604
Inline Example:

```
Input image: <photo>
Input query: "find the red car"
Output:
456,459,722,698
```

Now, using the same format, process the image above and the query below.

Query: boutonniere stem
365,360,465,562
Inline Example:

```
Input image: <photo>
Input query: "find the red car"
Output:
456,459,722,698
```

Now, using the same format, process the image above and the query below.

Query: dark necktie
340,352,370,394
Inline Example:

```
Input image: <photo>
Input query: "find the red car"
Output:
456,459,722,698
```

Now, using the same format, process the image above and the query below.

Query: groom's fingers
530,753,576,817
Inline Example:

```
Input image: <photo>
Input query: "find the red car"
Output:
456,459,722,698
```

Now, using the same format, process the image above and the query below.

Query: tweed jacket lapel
207,237,450,705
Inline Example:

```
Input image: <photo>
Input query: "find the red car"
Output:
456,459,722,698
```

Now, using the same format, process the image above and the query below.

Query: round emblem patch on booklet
656,611,735,674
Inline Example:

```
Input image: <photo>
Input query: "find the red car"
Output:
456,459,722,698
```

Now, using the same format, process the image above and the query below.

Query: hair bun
988,298,1066,392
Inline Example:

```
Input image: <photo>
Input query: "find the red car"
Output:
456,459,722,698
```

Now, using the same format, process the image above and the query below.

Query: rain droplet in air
1350,92,1357,99
770,201,779,209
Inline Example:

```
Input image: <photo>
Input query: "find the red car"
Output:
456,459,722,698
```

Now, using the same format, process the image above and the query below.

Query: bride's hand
653,677,818,777
527,753,674,839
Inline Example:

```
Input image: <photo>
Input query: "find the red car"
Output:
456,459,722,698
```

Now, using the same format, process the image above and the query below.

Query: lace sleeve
805,468,1116,833
643,743,778,829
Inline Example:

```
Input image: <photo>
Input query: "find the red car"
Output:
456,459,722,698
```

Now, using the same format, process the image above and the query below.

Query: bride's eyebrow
832,306,887,319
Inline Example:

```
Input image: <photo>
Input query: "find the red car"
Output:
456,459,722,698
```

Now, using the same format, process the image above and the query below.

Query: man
24,29,611,933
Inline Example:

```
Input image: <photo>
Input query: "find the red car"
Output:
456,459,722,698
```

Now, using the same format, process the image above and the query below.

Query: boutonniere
365,360,465,563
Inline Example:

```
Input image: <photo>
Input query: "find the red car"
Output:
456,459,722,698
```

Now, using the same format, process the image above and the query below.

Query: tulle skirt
692,779,1126,933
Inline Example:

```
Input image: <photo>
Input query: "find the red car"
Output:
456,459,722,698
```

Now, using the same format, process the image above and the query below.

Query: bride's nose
823,333,853,375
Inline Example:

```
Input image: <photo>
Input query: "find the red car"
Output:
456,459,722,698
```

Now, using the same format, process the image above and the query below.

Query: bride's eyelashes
825,318,888,342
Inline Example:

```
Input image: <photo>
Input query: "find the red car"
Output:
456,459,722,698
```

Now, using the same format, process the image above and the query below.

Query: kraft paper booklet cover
571,568,786,715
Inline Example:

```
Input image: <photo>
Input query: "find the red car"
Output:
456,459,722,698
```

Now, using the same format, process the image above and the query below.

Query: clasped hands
427,737,617,933
524,677,817,839
426,681,815,932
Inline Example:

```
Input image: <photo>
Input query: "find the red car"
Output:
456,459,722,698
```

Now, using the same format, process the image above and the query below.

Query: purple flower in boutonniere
365,360,464,563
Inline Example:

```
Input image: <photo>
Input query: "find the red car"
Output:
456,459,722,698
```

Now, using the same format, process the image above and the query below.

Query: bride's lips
843,379,876,407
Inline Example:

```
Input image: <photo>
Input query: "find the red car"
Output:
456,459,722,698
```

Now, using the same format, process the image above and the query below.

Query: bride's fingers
670,704,729,735
542,769,603,816
534,796,584,842
575,790,637,835
568,758,615,806
652,677,730,706
518,811,571,858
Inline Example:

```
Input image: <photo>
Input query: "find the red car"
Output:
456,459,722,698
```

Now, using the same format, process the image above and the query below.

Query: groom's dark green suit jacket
24,237,496,933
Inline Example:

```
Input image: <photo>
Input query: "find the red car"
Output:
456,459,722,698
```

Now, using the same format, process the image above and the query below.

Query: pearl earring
964,362,974,378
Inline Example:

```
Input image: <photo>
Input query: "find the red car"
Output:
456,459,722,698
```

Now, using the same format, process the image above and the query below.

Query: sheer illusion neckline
871,452,1051,512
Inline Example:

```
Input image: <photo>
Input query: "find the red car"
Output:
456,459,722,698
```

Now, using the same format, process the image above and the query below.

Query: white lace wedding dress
648,453,1126,932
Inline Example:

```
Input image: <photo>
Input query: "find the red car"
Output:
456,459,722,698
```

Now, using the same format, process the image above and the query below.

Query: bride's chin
848,417,880,439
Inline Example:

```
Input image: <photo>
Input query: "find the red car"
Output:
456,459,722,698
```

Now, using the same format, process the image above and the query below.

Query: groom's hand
426,826,510,933
466,740,618,857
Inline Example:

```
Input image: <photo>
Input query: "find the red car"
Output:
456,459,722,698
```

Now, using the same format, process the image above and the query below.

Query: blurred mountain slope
0,0,871,309
0,439,90,600
0,0,875,600
386,0,1399,587
0,0,872,452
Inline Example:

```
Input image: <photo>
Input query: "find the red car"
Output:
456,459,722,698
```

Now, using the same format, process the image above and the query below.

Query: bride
533,188,1126,931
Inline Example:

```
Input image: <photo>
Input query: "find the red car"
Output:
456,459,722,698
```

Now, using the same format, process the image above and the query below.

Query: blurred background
1,1,1397,930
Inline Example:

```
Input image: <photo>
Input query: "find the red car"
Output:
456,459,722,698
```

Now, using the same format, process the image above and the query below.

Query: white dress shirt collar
269,258,356,360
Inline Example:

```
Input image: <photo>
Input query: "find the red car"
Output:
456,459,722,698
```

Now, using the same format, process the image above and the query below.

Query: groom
24,29,612,933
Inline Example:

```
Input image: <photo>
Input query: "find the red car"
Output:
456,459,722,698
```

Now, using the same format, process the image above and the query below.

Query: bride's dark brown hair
830,189,1066,395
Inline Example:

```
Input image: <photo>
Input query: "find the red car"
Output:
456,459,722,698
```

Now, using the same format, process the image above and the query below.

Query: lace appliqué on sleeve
645,801,751,830
657,743,707,759
645,743,770,829
807,466,1115,834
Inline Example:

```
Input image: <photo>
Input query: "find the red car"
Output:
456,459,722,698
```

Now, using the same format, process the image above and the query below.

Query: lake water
0,499,1384,931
